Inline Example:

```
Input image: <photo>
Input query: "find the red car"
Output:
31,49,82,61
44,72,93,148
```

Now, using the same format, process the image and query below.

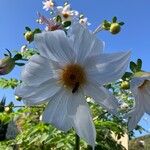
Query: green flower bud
4,106,12,113
0,56,15,75
15,95,22,101
121,81,130,90
24,31,34,42
110,23,121,34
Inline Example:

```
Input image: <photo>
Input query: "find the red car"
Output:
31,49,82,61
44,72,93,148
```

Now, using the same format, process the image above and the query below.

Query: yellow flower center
63,13,70,19
59,64,86,93
138,80,150,90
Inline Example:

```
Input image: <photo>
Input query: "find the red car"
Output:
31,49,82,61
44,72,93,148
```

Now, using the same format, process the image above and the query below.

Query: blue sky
0,0,150,137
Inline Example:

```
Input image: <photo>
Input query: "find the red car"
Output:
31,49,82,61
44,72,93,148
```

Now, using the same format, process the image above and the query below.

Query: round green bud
15,96,22,101
121,81,130,90
4,106,11,113
24,31,34,42
110,23,121,34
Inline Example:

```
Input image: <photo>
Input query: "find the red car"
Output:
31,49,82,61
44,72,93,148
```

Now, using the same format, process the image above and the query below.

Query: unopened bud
24,31,34,42
5,106,11,113
110,23,121,34
0,56,15,75
121,81,130,90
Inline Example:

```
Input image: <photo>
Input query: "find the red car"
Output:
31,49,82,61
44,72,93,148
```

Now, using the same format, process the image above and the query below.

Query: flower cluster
37,1,90,32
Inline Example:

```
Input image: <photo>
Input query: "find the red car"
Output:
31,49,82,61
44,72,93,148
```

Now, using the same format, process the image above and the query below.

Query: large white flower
126,72,150,131
15,23,130,147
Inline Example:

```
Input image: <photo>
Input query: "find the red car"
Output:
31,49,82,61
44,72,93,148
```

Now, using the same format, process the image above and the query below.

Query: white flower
79,17,91,27
57,4,79,22
20,45,28,53
15,23,130,147
126,72,150,131
42,0,54,11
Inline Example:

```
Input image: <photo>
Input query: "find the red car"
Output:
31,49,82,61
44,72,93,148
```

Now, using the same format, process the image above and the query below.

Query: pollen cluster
59,64,86,92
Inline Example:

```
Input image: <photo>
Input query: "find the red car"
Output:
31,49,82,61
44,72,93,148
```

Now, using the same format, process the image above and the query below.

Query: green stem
75,134,80,150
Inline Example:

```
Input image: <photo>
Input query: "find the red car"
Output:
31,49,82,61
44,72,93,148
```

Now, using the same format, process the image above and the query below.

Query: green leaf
15,63,25,66
119,22,125,26
13,54,22,60
122,72,133,80
130,61,137,73
112,16,117,23
25,27,31,31
56,15,62,23
136,59,142,71
33,28,41,34
63,21,71,28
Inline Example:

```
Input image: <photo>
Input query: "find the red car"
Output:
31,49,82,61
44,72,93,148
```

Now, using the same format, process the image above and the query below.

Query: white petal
86,51,130,85
21,54,59,86
15,79,61,105
34,31,75,63
84,82,119,114
67,92,96,147
42,90,72,132
143,88,150,115
70,23,104,63
125,93,144,131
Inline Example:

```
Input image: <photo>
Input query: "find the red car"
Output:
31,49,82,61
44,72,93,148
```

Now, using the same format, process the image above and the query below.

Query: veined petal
70,23,104,63
86,51,130,85
84,81,119,114
34,30,75,63
143,88,150,115
15,79,61,105
21,54,59,86
125,93,144,131
42,90,72,132
67,92,96,147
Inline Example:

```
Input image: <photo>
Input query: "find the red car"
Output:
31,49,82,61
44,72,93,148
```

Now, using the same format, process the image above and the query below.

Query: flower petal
42,90,72,132
70,23,104,63
21,54,60,86
67,92,96,147
15,79,61,105
84,81,119,114
34,30,75,63
86,51,130,85
125,93,144,131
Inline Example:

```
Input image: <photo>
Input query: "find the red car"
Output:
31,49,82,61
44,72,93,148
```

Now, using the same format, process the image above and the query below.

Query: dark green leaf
136,59,142,71
56,15,62,23
112,16,117,23
130,61,137,73
25,27,31,31
13,54,22,60
122,72,133,80
119,22,125,26
63,21,71,28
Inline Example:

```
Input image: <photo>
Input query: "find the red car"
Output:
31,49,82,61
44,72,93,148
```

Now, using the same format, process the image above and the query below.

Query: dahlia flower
15,23,130,147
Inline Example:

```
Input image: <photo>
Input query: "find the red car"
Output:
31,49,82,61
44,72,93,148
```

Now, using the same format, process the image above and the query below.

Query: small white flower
15,23,130,147
126,72,150,131
79,17,91,27
20,45,28,53
120,102,129,110
57,4,79,22
42,0,54,11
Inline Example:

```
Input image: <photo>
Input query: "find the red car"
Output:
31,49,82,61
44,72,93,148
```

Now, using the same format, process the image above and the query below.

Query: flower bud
110,23,121,34
15,96,22,101
121,81,130,90
0,56,15,75
24,31,34,42
4,106,11,113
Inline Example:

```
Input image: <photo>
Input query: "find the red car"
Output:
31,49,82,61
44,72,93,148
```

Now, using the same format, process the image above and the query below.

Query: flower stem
75,134,80,150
